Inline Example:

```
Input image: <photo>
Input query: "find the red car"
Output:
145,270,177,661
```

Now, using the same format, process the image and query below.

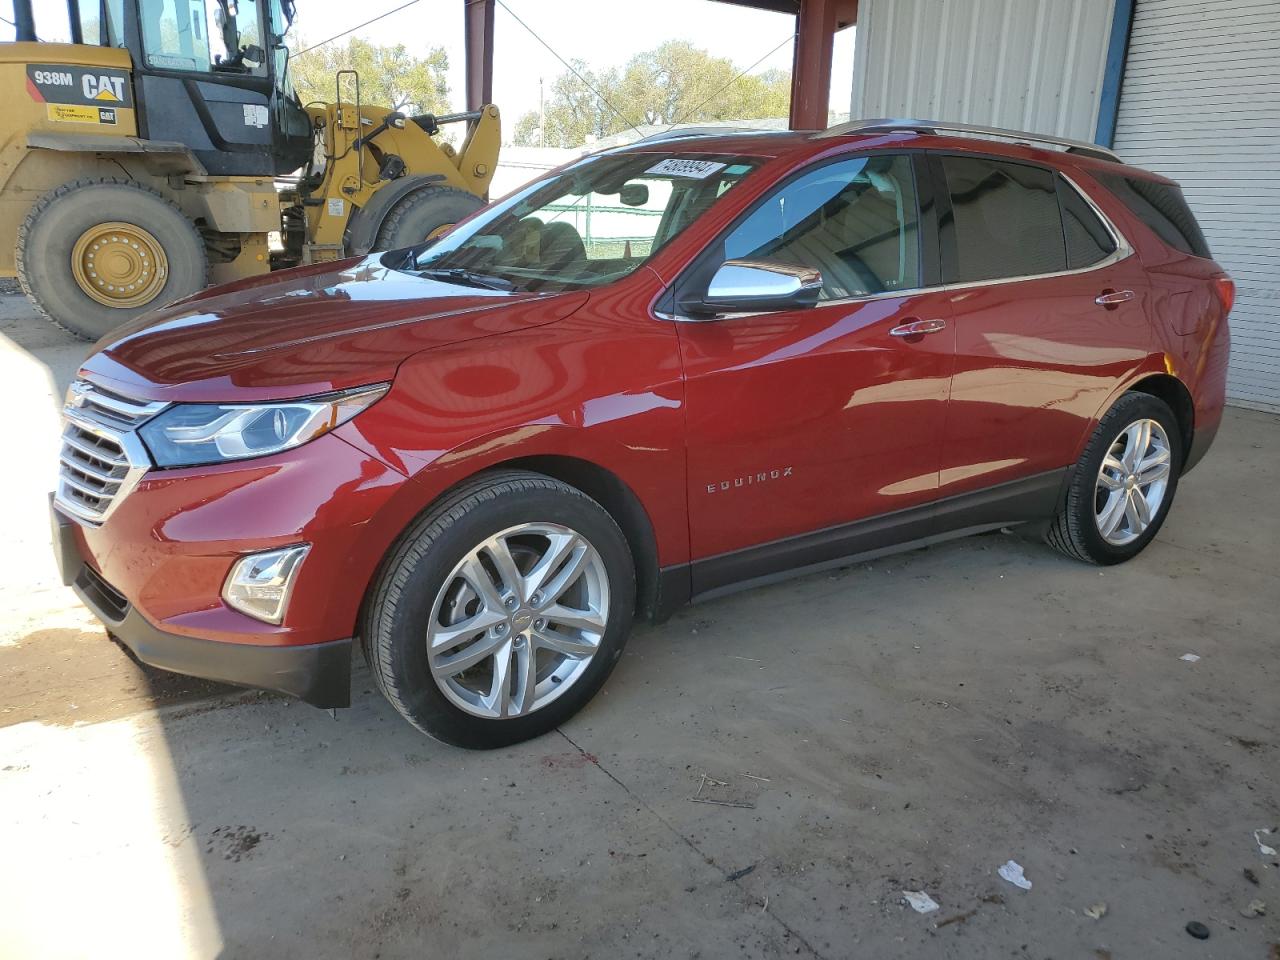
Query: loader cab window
140,0,267,75
76,0,127,46
267,0,292,86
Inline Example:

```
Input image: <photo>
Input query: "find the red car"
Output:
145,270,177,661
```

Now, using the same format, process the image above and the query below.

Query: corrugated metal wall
849,0,1115,142
1112,0,1280,412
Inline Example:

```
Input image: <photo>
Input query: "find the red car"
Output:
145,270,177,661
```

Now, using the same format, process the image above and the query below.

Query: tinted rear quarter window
1056,176,1117,269
1095,173,1211,258
941,156,1066,282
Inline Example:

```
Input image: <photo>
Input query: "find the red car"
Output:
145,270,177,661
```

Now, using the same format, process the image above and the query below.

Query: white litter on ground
1254,828,1277,857
1180,653,1201,662
998,860,1032,890
902,890,940,914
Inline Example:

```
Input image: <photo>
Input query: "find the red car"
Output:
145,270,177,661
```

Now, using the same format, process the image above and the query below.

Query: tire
361,470,636,748
1046,392,1183,565
372,185,484,251
16,177,207,340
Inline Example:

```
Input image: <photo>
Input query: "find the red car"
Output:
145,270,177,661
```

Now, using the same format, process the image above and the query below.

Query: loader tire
372,186,484,252
17,177,207,341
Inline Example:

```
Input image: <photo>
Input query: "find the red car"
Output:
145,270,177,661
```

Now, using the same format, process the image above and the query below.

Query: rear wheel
17,177,207,340
362,471,636,748
1047,392,1182,564
372,185,484,251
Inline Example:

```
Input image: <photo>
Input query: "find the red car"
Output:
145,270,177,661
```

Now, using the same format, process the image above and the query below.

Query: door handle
1095,289,1136,308
889,318,947,338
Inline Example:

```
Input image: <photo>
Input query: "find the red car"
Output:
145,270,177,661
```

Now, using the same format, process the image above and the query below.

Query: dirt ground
1,293,1277,960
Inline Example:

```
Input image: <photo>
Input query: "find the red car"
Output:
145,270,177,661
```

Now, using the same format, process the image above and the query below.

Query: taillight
1213,274,1235,315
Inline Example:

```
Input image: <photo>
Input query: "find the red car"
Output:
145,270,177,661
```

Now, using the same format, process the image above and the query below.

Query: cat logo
82,74,126,103
27,64,134,109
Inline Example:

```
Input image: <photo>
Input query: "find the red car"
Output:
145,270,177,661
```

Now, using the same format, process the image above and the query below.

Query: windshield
401,153,762,292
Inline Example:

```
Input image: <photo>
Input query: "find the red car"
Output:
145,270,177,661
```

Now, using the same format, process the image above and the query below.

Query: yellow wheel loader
2,0,500,339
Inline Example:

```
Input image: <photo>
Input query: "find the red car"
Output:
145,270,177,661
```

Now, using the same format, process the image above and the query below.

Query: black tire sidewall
373,482,635,749
1068,393,1183,564
374,188,484,251
21,181,206,340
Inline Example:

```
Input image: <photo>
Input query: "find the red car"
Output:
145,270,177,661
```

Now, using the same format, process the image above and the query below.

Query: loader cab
71,0,312,175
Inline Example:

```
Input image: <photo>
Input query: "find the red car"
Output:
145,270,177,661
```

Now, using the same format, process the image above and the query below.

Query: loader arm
451,105,501,198
300,100,500,256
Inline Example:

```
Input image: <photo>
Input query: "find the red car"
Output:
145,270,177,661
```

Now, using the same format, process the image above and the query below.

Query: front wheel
372,185,484,251
1047,392,1182,564
362,471,635,748
17,177,207,340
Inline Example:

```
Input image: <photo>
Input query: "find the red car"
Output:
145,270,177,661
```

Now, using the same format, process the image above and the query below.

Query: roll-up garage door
1112,0,1280,411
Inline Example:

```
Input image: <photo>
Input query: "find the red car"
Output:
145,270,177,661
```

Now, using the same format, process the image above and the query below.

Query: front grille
54,380,167,525
58,425,131,519
68,380,167,429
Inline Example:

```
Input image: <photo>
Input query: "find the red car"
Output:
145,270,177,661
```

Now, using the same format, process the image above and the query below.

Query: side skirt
660,468,1070,607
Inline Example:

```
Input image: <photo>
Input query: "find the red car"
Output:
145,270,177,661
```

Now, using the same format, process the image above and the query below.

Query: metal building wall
849,0,1116,142
1112,0,1280,412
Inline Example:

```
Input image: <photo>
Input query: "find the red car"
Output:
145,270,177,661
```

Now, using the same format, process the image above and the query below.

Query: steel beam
464,0,495,112
789,0,834,129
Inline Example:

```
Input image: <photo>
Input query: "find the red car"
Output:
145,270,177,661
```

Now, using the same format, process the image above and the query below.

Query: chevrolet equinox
51,121,1233,747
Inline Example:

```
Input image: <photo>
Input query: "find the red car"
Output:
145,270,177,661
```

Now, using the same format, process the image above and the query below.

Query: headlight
139,384,388,468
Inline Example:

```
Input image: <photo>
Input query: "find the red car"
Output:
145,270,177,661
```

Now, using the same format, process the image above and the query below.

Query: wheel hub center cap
510,609,534,632
1125,474,1137,490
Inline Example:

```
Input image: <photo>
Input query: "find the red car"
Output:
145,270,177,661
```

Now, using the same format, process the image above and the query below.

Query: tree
514,41,791,147
288,37,450,115
514,60,626,147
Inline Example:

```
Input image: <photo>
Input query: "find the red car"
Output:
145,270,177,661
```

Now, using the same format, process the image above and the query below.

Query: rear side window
1056,176,1117,269
941,156,1065,282
1095,173,1211,258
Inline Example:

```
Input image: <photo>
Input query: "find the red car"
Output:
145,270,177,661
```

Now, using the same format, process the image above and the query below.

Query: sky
8,0,857,127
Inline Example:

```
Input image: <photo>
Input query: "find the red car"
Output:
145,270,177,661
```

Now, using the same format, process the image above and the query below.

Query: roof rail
628,125,771,146
816,118,1122,163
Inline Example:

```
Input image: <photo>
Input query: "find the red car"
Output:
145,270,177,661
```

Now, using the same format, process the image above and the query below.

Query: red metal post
789,0,842,130
464,0,495,111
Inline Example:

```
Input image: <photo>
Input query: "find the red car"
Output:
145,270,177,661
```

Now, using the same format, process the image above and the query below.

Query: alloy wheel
426,523,610,719
1094,417,1173,546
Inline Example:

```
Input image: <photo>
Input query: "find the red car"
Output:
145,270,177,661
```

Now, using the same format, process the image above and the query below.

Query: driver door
130,0,285,175
671,152,956,594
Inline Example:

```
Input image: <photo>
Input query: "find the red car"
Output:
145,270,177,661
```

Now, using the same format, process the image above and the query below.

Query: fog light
223,545,310,624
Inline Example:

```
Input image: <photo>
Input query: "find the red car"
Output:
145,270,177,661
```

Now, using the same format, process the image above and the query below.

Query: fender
343,174,448,257
1069,352,1193,466
26,132,205,176
333,420,689,635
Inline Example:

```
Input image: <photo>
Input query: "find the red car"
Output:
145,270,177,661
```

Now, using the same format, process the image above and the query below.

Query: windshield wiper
416,267,516,291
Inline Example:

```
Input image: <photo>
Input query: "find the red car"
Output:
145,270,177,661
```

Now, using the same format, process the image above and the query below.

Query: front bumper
52,497,352,707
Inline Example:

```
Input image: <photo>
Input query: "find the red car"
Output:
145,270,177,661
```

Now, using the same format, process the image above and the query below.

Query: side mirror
689,259,823,316
619,182,649,207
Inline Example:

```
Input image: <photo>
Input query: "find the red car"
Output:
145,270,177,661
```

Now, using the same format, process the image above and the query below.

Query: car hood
80,255,589,403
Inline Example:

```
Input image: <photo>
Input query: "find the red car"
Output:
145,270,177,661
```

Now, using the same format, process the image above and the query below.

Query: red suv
51,121,1232,747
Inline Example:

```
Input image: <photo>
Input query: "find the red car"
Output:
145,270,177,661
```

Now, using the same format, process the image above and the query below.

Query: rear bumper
52,499,351,707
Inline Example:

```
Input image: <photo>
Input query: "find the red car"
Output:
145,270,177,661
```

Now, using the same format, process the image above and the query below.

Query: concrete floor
1,294,1277,960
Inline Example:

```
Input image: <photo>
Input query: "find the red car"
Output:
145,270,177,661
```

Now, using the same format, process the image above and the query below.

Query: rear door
671,152,955,592
932,153,1153,504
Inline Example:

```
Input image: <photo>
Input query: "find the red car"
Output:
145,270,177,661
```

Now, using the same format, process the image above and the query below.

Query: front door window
721,153,921,299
